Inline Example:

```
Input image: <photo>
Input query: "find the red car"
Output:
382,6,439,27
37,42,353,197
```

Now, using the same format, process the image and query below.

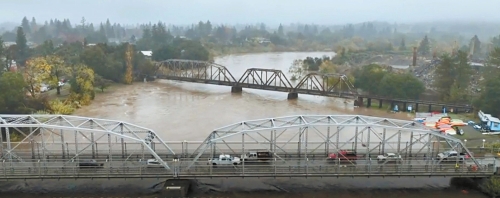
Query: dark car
78,159,104,168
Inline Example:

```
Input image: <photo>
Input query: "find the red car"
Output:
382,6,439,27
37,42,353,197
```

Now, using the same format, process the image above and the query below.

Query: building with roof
478,110,500,132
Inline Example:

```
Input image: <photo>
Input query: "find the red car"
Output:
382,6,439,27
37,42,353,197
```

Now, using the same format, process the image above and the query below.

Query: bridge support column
415,103,419,112
356,97,364,107
428,104,432,112
379,99,383,108
366,98,372,108
403,102,407,112
231,86,242,93
162,179,191,197
287,92,298,100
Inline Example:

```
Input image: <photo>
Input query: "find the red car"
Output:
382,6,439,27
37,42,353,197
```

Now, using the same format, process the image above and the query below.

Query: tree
418,35,430,56
46,55,68,95
480,177,500,198
123,44,134,84
318,60,337,73
0,72,28,113
278,24,285,37
94,74,112,92
433,51,472,102
152,45,179,61
24,57,52,98
353,64,388,95
69,64,95,106
15,27,29,66
0,37,5,73
433,54,454,101
399,37,406,51
474,48,500,116
21,17,31,35
378,73,425,99
34,40,55,57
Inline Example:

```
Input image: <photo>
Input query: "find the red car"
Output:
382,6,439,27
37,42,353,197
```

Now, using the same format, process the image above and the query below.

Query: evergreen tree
399,37,406,51
278,24,284,37
21,17,31,35
418,35,430,56
15,27,29,66
30,17,38,33
0,37,5,73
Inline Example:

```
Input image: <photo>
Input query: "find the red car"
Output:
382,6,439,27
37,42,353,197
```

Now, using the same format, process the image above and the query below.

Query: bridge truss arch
0,114,175,170
155,59,238,84
187,115,480,170
294,73,358,98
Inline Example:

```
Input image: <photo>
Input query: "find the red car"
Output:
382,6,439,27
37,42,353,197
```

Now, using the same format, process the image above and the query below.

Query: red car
328,150,358,162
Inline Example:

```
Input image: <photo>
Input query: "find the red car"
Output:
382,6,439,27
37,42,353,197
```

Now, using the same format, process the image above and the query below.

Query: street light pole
482,139,486,148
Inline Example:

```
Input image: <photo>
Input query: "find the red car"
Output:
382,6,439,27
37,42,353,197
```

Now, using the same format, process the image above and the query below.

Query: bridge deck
156,76,471,109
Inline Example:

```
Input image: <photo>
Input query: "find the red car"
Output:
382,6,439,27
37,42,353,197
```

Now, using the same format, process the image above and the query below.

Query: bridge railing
0,158,495,178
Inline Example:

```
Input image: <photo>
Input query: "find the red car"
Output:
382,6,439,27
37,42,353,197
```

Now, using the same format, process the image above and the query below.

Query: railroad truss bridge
154,59,472,112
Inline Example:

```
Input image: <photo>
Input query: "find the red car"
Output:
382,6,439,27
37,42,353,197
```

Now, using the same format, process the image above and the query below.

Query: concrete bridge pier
356,97,364,107
161,179,192,197
366,98,372,108
231,86,243,93
415,103,419,112
378,99,383,108
287,92,298,99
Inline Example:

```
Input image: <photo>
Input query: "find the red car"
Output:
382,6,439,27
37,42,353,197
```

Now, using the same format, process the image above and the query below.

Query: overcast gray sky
2,0,500,25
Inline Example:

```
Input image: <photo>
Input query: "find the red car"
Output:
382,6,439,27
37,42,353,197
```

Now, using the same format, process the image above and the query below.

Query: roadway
0,157,495,179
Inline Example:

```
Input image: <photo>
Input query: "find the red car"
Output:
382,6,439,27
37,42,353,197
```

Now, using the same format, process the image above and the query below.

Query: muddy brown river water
5,52,486,197
74,52,413,141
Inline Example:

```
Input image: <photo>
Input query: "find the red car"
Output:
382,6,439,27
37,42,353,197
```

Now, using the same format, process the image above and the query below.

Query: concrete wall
0,176,456,196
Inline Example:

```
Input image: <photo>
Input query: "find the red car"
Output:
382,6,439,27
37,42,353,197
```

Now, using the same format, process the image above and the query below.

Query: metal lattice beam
186,115,480,170
0,114,175,170
155,59,238,84
238,68,294,90
294,73,358,98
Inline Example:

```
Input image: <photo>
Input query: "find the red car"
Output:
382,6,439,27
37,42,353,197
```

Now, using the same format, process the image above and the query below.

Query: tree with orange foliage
123,43,133,84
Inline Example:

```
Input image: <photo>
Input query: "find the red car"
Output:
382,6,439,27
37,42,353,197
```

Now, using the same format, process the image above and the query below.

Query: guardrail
0,157,496,179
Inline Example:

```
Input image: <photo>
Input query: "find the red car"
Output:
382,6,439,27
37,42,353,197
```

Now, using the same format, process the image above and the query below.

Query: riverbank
208,44,333,58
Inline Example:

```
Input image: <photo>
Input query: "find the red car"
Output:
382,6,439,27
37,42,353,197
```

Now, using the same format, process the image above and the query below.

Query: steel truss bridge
0,114,495,179
154,59,471,109
155,59,358,99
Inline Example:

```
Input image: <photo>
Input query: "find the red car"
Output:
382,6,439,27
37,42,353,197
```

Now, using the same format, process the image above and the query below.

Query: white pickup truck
208,154,241,166
377,153,402,161
437,151,466,161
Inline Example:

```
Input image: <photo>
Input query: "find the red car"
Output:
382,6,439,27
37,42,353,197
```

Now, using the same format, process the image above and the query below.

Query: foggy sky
2,0,500,26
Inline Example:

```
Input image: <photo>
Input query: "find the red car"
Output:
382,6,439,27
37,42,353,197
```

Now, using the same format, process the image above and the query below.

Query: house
478,110,500,132
140,51,153,59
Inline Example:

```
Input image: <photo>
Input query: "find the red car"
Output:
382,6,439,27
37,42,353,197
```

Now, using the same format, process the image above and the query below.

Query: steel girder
0,114,175,170
238,68,294,90
294,73,358,98
186,115,480,169
155,59,356,98
155,59,238,83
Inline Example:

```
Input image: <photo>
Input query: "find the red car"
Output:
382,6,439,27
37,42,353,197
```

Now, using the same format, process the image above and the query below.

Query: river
74,52,413,141
51,52,486,197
